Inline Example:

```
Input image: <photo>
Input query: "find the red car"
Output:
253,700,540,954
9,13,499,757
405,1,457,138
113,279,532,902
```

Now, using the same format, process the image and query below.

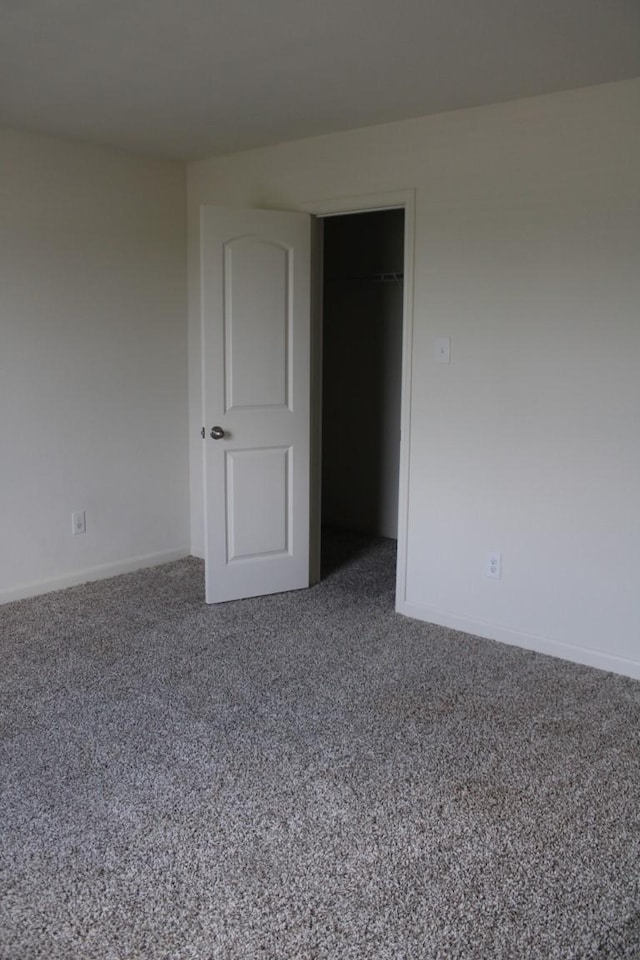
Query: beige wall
188,79,640,678
0,128,189,600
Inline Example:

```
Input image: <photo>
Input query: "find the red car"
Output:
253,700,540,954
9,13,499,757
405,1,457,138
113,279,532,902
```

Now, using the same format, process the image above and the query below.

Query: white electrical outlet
486,552,501,579
72,510,86,535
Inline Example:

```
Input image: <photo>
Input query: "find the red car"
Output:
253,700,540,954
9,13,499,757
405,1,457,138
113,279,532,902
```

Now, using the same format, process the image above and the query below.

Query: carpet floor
1,532,639,960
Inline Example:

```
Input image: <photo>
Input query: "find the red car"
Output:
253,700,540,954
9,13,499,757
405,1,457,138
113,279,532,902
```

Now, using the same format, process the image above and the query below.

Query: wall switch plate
434,337,451,363
72,510,86,535
486,552,502,579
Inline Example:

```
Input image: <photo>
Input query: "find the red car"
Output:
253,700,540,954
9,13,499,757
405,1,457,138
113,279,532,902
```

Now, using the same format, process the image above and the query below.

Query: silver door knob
210,426,225,440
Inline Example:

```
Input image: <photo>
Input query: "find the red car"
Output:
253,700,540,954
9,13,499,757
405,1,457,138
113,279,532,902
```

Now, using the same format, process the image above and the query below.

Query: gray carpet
1,532,639,960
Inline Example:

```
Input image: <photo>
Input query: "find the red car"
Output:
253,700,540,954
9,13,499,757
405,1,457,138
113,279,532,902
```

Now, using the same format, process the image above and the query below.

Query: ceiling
1,0,639,160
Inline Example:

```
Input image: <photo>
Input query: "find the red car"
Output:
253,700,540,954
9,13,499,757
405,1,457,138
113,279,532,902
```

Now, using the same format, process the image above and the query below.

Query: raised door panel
226,446,291,561
224,238,291,412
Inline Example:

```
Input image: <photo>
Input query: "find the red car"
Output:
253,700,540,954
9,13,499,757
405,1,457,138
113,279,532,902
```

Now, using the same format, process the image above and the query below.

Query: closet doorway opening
319,208,405,585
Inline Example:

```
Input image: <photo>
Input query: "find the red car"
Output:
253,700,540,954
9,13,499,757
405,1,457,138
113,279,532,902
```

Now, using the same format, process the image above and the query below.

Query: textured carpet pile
1,533,639,959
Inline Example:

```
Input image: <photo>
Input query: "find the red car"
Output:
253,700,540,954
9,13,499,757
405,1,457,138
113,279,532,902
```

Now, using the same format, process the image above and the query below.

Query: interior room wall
321,210,404,539
188,78,640,679
0,127,189,602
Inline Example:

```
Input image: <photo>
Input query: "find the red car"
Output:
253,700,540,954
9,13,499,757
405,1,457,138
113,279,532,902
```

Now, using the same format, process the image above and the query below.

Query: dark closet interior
321,209,404,542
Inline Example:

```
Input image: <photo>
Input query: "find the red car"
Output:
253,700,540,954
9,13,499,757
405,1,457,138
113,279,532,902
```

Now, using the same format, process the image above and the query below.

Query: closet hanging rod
326,271,404,284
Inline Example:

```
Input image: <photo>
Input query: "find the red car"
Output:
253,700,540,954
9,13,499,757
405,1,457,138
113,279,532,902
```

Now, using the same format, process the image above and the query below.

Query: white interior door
201,206,311,603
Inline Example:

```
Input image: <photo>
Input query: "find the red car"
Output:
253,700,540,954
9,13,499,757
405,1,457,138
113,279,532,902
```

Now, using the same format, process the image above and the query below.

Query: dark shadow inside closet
320,208,404,576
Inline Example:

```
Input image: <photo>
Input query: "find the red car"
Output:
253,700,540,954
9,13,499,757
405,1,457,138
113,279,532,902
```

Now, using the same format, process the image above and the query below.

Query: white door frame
302,189,415,612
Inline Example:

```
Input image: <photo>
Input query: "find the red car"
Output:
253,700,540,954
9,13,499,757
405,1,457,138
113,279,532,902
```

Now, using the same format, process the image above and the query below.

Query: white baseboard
0,547,191,605
399,599,640,681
